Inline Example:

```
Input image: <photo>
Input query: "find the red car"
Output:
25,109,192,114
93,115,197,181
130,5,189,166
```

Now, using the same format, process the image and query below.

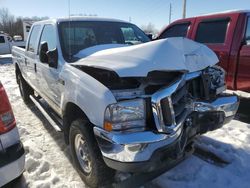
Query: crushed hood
72,37,219,77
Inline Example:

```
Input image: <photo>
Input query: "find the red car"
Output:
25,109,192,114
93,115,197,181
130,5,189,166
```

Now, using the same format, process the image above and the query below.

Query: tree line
0,8,48,38
0,7,158,39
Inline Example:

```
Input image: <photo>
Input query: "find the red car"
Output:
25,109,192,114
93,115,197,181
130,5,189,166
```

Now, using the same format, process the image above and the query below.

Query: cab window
27,25,41,53
195,18,229,44
245,17,250,45
159,23,190,39
40,24,57,51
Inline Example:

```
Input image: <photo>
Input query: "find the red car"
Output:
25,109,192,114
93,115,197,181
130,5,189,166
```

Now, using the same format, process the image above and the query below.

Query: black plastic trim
0,142,25,168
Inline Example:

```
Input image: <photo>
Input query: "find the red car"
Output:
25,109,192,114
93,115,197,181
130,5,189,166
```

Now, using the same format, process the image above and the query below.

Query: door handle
34,64,37,72
24,58,27,65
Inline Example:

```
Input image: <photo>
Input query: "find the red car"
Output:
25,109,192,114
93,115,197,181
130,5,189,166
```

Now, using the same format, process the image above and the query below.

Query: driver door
36,24,62,113
237,16,250,92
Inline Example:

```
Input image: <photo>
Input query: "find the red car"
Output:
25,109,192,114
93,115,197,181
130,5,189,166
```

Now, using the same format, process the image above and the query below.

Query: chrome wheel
74,134,92,174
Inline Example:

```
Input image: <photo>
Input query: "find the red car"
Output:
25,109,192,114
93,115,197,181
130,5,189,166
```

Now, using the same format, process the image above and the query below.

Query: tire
17,73,33,104
69,119,115,188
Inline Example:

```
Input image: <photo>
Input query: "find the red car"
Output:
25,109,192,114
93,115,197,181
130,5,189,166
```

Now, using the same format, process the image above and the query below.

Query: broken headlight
103,99,146,132
204,65,226,94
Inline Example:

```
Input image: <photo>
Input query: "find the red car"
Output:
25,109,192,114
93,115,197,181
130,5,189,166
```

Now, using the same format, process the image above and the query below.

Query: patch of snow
153,120,250,188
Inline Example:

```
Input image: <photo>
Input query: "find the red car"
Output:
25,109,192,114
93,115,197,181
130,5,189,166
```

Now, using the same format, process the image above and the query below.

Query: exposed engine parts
76,65,226,102
203,65,226,94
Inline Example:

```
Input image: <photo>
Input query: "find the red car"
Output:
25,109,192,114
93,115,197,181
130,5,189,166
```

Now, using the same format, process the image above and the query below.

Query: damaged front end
90,65,239,172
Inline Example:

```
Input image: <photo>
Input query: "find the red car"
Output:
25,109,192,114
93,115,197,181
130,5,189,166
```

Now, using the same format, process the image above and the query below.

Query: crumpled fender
61,64,116,127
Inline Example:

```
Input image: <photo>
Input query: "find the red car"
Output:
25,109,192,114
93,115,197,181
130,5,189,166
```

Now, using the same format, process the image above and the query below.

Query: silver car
0,81,25,187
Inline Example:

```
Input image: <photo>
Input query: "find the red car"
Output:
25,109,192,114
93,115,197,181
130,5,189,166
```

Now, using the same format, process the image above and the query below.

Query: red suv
0,81,25,187
158,10,250,92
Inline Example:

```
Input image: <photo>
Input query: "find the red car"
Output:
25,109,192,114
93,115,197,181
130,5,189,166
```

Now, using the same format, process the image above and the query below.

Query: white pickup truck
12,17,239,187
0,33,26,55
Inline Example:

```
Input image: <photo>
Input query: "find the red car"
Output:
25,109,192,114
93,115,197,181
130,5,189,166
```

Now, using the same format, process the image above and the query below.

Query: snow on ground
1,60,250,188
0,63,85,187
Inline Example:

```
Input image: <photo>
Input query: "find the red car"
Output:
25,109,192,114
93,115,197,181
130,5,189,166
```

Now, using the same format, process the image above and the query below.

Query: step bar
30,95,62,132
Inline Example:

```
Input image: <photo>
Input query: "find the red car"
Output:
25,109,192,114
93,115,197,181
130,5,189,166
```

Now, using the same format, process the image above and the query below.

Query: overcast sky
0,0,250,30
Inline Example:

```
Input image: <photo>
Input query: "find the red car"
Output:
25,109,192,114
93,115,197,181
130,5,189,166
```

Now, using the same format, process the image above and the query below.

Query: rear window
0,36,5,43
245,17,250,45
159,23,190,39
195,19,229,44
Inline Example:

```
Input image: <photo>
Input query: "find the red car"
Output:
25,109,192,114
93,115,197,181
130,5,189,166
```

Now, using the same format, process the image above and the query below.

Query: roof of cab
199,9,250,17
33,16,130,25
167,9,250,25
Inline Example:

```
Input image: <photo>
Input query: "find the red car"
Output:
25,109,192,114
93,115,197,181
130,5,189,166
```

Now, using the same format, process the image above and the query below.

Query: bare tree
13,17,24,37
0,8,49,38
0,8,15,36
140,22,158,35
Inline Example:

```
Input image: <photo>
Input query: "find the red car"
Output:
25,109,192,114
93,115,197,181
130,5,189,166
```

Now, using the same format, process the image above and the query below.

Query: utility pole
169,3,172,24
182,0,187,18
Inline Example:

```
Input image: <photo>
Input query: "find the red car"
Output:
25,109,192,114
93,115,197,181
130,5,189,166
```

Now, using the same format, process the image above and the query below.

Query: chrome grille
151,71,202,134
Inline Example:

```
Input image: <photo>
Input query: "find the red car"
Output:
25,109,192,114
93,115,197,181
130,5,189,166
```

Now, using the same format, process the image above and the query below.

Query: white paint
72,38,218,77
0,127,20,149
74,44,128,58
0,155,25,187
61,63,117,126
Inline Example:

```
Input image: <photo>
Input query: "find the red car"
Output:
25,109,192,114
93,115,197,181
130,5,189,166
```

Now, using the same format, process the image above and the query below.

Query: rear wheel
69,119,115,188
17,73,33,104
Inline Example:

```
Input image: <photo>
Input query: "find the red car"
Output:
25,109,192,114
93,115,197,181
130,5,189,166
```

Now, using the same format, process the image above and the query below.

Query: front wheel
69,119,115,188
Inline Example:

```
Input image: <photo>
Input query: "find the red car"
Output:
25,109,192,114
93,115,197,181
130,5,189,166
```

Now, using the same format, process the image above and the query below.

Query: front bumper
94,95,239,172
0,142,25,187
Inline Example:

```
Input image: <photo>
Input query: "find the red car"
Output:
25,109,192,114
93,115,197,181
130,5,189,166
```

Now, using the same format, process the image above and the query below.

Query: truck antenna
68,0,72,59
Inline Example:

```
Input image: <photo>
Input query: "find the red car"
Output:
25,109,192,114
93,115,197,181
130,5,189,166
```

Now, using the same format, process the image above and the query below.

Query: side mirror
39,41,58,68
147,34,153,40
39,41,48,63
46,48,58,68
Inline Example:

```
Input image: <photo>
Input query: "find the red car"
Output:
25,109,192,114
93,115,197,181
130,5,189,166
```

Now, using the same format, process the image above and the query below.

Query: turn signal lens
104,121,113,132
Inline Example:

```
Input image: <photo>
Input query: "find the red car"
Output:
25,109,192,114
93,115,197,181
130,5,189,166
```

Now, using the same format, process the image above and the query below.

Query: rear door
24,25,42,88
236,15,250,92
0,35,11,55
191,14,239,87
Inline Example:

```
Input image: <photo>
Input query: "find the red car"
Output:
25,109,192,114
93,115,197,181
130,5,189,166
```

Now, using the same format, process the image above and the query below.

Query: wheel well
63,102,90,144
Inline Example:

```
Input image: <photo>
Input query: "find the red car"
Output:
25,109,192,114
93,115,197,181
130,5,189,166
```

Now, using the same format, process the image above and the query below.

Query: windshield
58,21,150,62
